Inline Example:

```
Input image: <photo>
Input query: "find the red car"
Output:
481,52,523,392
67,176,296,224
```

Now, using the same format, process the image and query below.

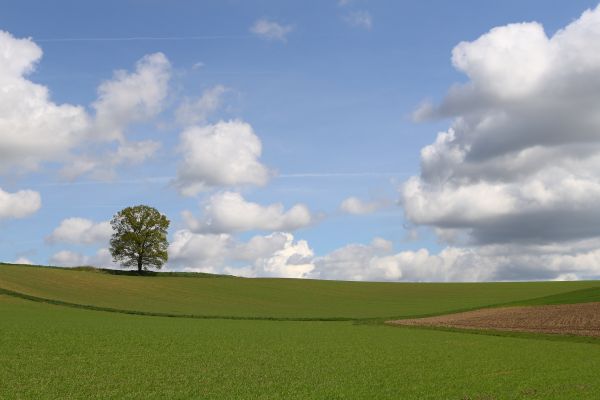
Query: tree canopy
109,205,170,272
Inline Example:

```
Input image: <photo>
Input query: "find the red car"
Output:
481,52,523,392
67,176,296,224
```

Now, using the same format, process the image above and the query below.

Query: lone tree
109,205,170,272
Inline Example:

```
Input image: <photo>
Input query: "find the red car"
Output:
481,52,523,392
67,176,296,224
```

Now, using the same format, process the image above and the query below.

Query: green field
1,263,599,319
1,263,600,399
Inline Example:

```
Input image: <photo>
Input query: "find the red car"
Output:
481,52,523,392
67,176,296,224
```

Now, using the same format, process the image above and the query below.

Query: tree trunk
137,258,142,273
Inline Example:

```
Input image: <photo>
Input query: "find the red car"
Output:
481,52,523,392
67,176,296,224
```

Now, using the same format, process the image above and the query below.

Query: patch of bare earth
387,302,600,337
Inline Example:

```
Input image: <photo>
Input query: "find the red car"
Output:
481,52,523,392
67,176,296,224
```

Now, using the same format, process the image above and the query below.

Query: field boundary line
0,286,524,322
2,285,598,323
0,287,367,322
386,319,600,345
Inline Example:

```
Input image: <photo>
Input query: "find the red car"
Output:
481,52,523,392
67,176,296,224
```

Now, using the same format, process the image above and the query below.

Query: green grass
507,286,600,307
1,263,599,319
2,294,600,400
3,263,600,399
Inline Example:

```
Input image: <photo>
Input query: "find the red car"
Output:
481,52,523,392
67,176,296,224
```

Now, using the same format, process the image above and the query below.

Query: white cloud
50,248,114,268
183,191,312,233
112,140,161,165
245,233,314,278
175,120,271,196
340,196,387,215
176,85,228,127
47,230,600,281
47,218,111,245
14,257,33,265
403,5,600,249
250,18,293,42
91,52,171,141
61,140,161,180
58,52,170,180
233,232,290,260
0,31,89,173
310,238,404,281
0,187,41,219
50,250,83,267
343,11,373,30
0,30,169,179
310,237,600,282
167,230,232,273
167,230,314,278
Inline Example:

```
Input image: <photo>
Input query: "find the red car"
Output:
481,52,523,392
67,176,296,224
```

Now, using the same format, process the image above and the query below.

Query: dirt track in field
387,302,600,337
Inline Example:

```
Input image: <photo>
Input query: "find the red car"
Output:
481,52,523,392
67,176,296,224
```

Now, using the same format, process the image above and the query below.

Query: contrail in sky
33,172,409,187
35,35,251,42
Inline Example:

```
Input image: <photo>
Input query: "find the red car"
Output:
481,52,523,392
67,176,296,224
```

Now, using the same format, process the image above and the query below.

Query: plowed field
388,302,600,336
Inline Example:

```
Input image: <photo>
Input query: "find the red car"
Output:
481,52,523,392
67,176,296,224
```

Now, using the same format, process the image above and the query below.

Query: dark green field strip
0,287,359,322
4,284,600,324
505,286,600,306
0,286,508,322
387,286,600,320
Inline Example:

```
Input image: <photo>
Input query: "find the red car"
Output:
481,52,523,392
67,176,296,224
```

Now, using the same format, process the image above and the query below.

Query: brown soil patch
388,302,600,337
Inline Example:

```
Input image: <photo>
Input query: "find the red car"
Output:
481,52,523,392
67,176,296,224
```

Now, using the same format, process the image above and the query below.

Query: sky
2,0,600,281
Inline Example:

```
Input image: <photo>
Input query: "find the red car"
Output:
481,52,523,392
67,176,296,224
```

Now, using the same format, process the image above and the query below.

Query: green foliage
2,295,600,399
109,205,169,272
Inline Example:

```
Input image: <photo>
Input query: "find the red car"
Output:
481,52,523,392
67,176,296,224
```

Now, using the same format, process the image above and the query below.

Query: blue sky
2,0,600,281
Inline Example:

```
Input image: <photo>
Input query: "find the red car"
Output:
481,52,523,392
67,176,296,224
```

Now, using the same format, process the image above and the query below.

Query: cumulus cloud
91,52,171,141
61,52,169,179
310,238,405,281
167,230,232,273
182,191,312,233
0,31,89,173
343,11,373,30
233,232,291,260
61,140,161,180
176,85,228,127
0,30,169,179
50,250,84,267
112,140,161,165
307,243,459,282
246,233,314,278
167,230,314,278
50,248,114,268
47,218,111,245
403,5,600,249
339,196,388,215
310,237,600,282
174,120,271,196
0,187,41,219
14,257,33,265
47,231,600,281
250,18,293,42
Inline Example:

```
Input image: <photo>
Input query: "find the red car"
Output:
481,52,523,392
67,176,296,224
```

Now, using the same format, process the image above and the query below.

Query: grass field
2,263,600,399
1,263,599,319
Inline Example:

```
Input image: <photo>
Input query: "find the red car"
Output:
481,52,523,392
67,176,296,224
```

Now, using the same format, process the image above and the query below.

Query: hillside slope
1,263,599,319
